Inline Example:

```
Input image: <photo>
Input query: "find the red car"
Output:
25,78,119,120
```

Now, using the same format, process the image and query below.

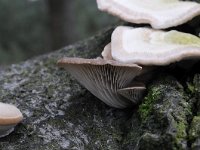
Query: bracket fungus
110,26,200,66
58,0,200,109
96,0,200,29
0,102,23,138
57,57,144,108
58,24,200,108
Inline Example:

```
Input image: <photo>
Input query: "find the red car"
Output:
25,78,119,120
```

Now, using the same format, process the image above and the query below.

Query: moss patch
138,86,161,121
176,122,187,140
189,116,200,141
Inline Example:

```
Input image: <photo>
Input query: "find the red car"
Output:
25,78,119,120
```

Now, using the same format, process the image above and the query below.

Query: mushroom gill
111,26,200,66
96,0,200,29
57,57,142,108
117,84,146,104
0,102,23,138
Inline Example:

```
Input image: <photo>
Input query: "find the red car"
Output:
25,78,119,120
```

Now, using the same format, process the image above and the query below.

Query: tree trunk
47,0,76,50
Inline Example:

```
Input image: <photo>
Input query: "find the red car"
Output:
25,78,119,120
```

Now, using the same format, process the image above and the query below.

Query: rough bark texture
0,25,200,150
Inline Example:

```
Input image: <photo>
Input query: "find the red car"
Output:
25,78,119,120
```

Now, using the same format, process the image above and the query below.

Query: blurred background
0,0,117,65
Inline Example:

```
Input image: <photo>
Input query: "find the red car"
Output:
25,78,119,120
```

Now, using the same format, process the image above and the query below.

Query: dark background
0,0,117,65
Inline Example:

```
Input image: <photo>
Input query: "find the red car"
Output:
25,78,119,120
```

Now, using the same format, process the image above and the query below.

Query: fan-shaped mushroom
58,57,143,108
111,26,200,66
0,102,23,138
96,0,200,29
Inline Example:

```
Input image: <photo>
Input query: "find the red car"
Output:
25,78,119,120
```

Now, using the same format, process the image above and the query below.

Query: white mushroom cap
0,102,23,125
58,57,142,108
111,26,200,66
96,0,200,29
0,102,23,138
101,43,112,60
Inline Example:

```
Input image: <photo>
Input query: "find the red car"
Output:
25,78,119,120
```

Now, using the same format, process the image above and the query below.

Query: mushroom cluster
58,0,200,108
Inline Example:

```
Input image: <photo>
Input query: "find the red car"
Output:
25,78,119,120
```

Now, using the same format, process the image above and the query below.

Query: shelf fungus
58,26,200,108
110,26,200,66
0,102,23,138
96,0,200,29
57,57,144,108
58,0,200,109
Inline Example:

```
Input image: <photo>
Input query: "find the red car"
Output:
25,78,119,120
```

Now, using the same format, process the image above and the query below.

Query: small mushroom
111,26,200,66
96,0,200,29
117,83,146,104
0,102,23,138
57,57,142,108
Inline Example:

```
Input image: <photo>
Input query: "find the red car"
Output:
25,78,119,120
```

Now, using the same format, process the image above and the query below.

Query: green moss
176,122,187,140
138,86,161,121
189,116,200,141
187,82,196,95
174,121,187,150
186,75,200,96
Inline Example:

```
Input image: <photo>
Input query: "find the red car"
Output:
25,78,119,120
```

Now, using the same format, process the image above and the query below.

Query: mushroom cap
58,57,142,108
96,0,200,29
0,102,23,125
111,26,200,66
101,43,112,60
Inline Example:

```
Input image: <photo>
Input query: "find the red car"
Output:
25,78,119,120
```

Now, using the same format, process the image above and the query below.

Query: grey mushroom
58,57,143,108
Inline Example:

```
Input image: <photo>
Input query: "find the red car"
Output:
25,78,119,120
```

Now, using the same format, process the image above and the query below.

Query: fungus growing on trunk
96,0,200,29
58,1,200,109
58,57,143,108
111,26,200,66
0,102,23,138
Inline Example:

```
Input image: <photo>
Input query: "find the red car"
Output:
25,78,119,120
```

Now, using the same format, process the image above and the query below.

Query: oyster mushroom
58,57,143,108
96,0,200,29
0,102,23,138
111,26,200,66
117,83,146,104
